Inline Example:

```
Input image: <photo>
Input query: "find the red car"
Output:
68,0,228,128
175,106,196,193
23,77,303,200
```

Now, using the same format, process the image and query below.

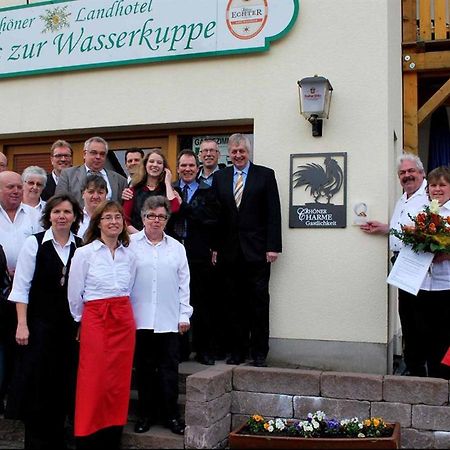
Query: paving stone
231,391,293,417
370,402,411,427
434,431,450,449
383,375,448,405
121,423,184,449
233,366,321,396
186,366,233,402
321,371,383,401
185,413,231,449
185,393,231,427
293,396,370,420
412,405,450,431
401,428,435,449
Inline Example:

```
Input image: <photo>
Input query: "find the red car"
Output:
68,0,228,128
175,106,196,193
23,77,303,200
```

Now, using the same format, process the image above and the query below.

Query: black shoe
226,355,244,365
252,357,267,367
195,353,215,365
134,417,152,433
165,418,185,435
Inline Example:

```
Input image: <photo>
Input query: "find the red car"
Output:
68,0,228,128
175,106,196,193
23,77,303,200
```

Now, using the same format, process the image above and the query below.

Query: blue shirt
233,162,250,190
179,180,199,203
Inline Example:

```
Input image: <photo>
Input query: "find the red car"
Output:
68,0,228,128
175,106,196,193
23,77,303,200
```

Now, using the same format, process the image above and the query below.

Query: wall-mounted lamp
297,76,333,137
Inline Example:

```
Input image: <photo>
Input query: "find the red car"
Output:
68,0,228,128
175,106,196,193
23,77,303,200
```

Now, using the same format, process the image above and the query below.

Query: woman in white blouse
417,166,450,379
68,200,137,449
129,195,192,436
6,194,83,448
22,166,47,214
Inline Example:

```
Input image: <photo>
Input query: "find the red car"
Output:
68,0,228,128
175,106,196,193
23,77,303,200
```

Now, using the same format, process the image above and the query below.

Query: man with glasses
56,136,127,206
197,138,221,186
361,153,429,376
41,140,73,201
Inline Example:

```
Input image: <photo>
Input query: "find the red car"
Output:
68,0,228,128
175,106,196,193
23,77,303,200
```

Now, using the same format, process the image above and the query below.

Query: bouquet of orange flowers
390,199,450,254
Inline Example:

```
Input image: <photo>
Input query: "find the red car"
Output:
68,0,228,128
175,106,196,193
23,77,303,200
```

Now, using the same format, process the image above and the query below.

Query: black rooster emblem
292,157,343,204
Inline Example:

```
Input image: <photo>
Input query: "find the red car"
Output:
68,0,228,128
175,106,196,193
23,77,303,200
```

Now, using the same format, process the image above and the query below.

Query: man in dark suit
166,149,219,365
41,140,73,201
211,133,282,367
55,136,127,206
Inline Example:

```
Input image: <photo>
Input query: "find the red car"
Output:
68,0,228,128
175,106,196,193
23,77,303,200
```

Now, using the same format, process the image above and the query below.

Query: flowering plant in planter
245,411,394,439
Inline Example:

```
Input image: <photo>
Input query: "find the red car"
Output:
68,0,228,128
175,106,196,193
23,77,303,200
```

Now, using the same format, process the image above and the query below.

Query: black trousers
75,426,123,450
416,289,450,379
398,288,427,376
223,252,271,360
134,330,180,421
24,418,67,450
189,260,216,356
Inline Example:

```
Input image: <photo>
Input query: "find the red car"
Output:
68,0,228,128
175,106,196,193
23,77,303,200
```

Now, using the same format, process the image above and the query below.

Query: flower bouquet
229,411,400,449
390,199,450,254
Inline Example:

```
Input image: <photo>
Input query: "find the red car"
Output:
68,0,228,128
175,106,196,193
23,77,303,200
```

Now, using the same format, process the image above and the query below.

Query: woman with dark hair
123,149,180,233
6,194,83,449
68,201,136,449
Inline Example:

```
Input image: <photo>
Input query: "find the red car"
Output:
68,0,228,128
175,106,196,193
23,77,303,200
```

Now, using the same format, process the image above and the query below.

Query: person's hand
266,252,278,263
16,323,29,346
433,253,450,264
360,221,389,235
122,187,133,201
164,168,173,184
211,251,217,266
75,324,81,342
173,190,182,204
178,322,190,335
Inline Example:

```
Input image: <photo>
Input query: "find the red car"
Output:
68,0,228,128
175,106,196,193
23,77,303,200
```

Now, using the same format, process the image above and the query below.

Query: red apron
75,296,135,437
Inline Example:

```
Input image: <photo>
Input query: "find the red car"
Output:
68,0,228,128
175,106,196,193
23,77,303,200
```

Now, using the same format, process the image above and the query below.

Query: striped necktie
234,171,244,208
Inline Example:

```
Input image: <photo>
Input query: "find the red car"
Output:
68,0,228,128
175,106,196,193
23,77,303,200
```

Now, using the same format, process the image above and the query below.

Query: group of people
0,133,283,449
361,154,450,380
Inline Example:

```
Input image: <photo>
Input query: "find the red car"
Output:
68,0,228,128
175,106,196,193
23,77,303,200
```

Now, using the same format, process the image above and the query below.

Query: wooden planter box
229,422,401,449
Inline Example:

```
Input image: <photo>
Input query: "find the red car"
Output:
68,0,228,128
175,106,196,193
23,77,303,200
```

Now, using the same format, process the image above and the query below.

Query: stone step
122,423,184,449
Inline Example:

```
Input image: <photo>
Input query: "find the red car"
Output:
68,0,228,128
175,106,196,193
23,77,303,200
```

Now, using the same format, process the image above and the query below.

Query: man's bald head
0,171,23,211
0,152,7,172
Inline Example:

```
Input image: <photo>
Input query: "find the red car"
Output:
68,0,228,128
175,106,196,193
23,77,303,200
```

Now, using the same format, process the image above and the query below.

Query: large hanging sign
289,153,347,228
0,0,299,78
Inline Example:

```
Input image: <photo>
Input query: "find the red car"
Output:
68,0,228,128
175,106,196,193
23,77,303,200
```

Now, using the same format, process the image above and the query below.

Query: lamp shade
298,76,333,119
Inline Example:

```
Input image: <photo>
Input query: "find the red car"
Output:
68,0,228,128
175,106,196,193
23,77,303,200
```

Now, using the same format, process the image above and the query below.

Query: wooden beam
403,72,419,154
403,50,450,71
402,0,417,42
434,0,448,40
418,77,450,124
419,0,431,41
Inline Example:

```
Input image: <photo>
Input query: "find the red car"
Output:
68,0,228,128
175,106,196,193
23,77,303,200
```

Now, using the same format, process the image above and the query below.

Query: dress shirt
233,162,250,190
129,230,192,333
68,239,137,322
34,199,46,214
85,165,112,200
0,203,42,272
77,209,91,239
9,229,77,304
179,180,198,203
197,166,219,186
389,180,429,252
420,200,450,291
52,171,59,185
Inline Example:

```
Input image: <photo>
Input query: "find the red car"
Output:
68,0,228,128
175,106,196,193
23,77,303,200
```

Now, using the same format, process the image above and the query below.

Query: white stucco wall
0,1,402,355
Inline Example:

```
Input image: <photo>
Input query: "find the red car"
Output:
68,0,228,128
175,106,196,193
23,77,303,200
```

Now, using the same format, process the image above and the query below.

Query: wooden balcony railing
403,0,450,43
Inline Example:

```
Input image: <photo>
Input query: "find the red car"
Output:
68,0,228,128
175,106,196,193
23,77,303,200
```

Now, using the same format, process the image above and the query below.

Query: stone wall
184,366,450,449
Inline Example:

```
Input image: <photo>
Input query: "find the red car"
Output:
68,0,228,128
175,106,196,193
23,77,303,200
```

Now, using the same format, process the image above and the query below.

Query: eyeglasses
100,214,123,222
200,148,218,154
25,180,44,188
87,150,107,158
145,213,168,221
52,153,72,159
398,168,418,176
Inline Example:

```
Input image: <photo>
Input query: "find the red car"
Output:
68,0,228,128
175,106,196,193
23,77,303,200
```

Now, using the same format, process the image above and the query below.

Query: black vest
27,231,82,327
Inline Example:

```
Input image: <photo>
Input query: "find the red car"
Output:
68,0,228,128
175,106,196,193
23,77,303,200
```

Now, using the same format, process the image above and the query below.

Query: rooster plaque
289,153,347,228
